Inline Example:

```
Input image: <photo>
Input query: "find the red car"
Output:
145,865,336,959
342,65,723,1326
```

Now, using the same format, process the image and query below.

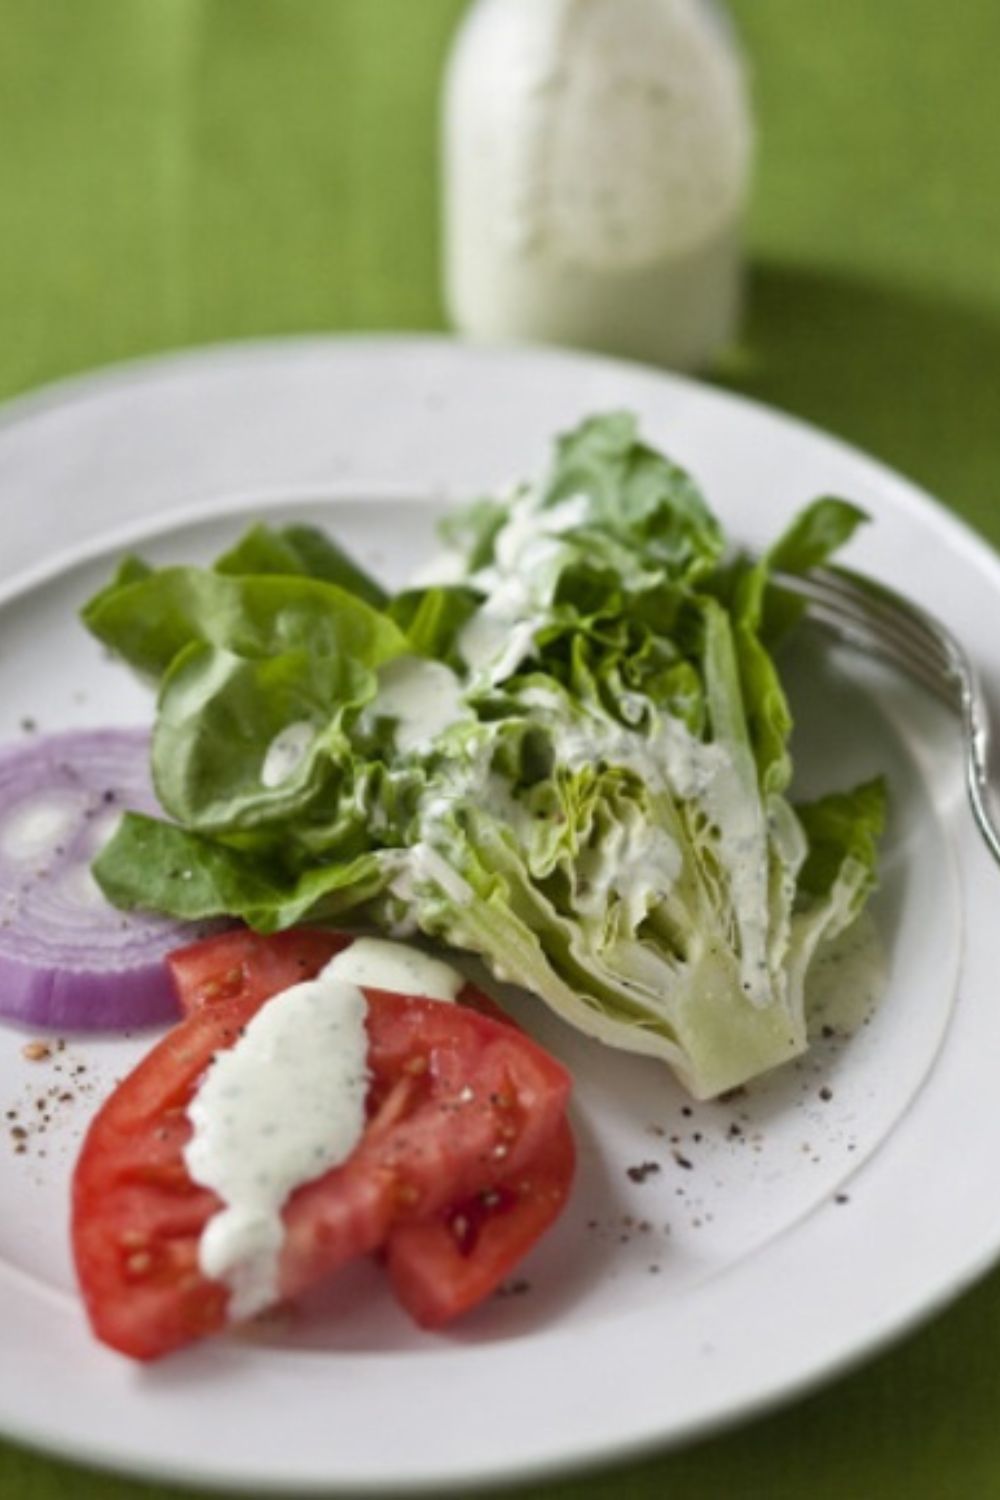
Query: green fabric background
2,1,999,1496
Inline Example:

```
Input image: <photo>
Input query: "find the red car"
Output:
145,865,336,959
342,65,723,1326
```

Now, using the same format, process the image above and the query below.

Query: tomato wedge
387,1116,575,1328
73,929,573,1360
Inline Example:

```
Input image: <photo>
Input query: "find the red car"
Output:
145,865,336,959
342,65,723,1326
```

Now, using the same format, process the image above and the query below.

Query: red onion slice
0,729,213,1031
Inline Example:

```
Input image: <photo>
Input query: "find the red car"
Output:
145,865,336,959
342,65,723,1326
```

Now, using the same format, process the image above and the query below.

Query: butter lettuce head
85,417,884,1099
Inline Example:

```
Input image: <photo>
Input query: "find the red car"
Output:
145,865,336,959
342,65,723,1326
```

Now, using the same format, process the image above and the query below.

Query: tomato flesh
387,1116,575,1328
73,929,573,1360
166,926,349,1013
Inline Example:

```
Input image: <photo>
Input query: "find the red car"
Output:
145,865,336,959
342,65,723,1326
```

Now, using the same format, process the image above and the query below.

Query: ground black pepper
626,1161,661,1184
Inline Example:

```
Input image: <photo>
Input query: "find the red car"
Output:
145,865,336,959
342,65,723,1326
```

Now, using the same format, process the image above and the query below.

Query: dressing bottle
442,0,753,372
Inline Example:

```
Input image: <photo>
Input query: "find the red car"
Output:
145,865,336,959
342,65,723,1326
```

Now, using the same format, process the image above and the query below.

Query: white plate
0,337,995,1494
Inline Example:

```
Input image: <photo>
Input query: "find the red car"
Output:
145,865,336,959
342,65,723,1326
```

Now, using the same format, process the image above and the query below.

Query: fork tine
772,560,1000,871
771,571,961,710
777,567,955,679
796,600,962,708
811,566,957,680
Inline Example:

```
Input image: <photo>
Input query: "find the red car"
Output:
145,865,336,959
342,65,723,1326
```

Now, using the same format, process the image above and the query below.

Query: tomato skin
166,927,349,1013
73,936,573,1361
386,1117,576,1329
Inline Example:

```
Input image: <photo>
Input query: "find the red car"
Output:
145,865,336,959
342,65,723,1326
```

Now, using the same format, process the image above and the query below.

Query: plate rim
3,330,999,598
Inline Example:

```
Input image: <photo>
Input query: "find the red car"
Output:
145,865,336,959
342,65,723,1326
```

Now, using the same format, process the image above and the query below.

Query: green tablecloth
2,2,1000,1496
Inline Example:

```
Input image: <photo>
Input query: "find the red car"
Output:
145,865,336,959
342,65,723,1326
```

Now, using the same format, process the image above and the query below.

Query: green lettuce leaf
94,813,394,931
84,562,407,842
387,586,481,664
83,568,401,681
540,411,725,584
215,522,388,609
796,777,886,906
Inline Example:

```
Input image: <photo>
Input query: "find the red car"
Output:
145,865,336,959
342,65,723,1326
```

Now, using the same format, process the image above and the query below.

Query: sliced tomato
72,934,572,1361
166,926,349,1014
168,928,566,1328
387,1116,575,1328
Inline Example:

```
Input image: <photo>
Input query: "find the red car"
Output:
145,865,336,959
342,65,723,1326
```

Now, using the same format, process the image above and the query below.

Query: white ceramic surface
0,338,994,1494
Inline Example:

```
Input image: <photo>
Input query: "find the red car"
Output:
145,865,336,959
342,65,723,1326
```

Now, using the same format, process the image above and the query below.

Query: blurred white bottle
442,0,753,372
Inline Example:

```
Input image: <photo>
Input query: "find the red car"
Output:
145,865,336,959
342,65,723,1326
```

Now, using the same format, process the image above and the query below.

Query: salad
85,410,884,1098
0,412,885,1360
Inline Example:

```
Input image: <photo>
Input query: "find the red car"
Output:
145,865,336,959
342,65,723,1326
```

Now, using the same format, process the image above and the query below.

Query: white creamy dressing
363,656,470,754
695,744,772,1004
184,965,371,1320
765,793,810,982
443,0,753,370
459,490,591,684
618,690,650,727
459,612,541,687
185,938,468,1321
324,936,464,1001
370,636,774,1002
528,680,725,807
541,697,774,1002
408,548,469,587
261,721,315,789
573,815,682,929
805,912,886,1037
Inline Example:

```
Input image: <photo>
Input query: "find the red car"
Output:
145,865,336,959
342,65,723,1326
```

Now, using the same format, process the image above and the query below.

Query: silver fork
773,564,1000,865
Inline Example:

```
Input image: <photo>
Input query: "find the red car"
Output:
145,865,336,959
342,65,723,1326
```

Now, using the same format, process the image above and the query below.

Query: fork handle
960,665,1000,865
